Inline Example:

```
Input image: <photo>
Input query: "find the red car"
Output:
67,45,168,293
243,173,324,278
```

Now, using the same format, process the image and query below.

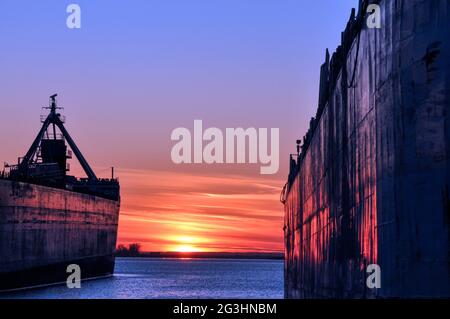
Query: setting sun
169,235,209,252
173,245,202,253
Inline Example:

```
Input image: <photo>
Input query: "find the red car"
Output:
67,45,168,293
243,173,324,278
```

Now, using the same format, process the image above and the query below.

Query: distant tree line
115,243,142,257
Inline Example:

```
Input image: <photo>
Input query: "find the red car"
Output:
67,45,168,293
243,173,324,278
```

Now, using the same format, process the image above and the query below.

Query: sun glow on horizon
172,244,203,253
168,235,209,252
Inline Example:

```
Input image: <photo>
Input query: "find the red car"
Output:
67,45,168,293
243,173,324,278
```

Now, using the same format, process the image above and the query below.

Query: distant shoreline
115,251,284,260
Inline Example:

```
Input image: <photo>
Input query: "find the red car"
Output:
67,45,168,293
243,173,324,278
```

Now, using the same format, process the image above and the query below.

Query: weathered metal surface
284,0,450,298
0,179,119,289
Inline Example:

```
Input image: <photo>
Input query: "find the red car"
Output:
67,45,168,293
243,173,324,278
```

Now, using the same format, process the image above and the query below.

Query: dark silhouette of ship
0,94,120,291
282,0,449,298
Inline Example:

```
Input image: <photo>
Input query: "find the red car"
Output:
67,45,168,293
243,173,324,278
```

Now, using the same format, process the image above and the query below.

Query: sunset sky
0,0,358,252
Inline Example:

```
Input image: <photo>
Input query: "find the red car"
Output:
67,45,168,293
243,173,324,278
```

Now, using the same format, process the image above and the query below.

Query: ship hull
0,180,120,291
283,0,450,298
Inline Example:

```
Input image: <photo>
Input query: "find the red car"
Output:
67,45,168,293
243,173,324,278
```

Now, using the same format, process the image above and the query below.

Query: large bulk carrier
282,0,450,298
0,94,120,291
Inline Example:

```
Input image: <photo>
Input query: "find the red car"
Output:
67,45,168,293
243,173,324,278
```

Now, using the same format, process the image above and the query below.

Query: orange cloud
115,168,284,252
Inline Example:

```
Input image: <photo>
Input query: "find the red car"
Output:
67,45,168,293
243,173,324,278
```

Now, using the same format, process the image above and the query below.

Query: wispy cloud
116,168,284,252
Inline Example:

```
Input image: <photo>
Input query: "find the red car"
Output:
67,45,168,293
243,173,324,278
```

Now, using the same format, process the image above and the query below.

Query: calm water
2,257,284,299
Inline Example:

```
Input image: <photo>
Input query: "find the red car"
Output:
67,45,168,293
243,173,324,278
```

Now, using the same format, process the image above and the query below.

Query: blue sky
0,0,358,174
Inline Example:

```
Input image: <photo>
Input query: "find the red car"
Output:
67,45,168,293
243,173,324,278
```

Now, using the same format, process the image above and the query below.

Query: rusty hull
0,179,120,291
284,0,450,298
